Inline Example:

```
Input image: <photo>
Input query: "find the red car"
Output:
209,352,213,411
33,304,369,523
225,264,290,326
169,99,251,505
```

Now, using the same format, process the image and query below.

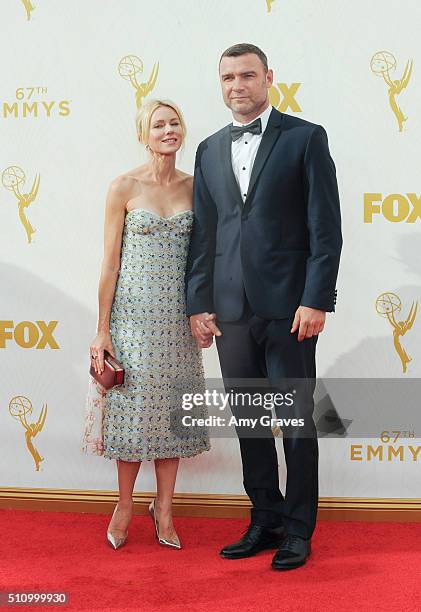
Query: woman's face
147,106,183,155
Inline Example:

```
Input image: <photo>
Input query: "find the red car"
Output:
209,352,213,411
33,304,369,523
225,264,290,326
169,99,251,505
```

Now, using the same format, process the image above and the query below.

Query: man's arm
185,144,221,346
300,125,342,312
291,125,342,341
186,144,218,316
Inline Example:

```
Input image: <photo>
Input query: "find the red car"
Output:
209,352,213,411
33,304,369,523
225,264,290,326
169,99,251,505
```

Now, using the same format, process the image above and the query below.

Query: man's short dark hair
219,43,268,72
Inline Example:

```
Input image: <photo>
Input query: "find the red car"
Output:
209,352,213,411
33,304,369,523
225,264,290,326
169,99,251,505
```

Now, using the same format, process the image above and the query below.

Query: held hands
291,306,326,342
189,312,222,349
90,331,116,375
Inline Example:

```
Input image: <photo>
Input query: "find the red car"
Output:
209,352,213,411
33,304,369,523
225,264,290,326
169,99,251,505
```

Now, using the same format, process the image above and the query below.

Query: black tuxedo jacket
185,107,342,322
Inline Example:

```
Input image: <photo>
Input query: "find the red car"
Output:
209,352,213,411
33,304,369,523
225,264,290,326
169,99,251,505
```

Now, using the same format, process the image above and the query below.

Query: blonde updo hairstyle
135,99,187,152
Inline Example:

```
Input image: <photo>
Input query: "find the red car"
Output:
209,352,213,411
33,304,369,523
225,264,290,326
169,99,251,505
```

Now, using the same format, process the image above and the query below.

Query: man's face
219,53,273,118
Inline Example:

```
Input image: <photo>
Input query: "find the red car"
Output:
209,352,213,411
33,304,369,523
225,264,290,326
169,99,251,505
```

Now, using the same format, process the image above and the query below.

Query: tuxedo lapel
244,109,284,211
218,109,284,212
219,126,244,211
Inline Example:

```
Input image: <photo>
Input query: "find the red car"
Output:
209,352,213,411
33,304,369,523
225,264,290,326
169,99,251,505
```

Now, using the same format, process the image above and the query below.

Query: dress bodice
124,207,193,234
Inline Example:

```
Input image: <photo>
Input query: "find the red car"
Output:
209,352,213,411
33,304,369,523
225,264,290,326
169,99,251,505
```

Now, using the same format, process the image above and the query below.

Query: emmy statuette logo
2,166,40,243
266,0,276,12
370,51,413,132
21,0,35,20
375,293,418,374
9,396,47,471
118,55,159,108
269,82,302,113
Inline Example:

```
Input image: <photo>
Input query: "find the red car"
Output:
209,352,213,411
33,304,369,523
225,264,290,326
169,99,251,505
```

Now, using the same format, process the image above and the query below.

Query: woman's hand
189,312,222,349
90,332,116,374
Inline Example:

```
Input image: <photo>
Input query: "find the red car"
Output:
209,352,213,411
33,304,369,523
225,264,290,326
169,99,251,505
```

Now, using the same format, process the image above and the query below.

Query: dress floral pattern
82,208,210,461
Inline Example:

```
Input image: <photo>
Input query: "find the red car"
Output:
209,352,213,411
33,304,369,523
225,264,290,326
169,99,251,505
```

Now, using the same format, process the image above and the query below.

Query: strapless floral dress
82,208,210,461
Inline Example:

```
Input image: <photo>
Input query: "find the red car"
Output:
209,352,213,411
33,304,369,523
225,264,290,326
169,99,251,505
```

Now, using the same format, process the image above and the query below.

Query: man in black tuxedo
185,43,342,570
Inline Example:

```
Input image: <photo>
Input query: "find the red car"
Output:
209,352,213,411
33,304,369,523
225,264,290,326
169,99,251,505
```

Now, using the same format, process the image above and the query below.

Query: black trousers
215,297,318,539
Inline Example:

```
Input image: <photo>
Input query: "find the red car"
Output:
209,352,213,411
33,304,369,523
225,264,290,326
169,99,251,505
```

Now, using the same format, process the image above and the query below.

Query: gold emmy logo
269,83,302,112
375,293,418,374
364,193,421,223
1,166,40,243
370,51,413,132
9,396,47,471
351,431,420,463
0,321,59,349
266,0,276,12
21,0,35,20
2,87,70,120
118,55,159,108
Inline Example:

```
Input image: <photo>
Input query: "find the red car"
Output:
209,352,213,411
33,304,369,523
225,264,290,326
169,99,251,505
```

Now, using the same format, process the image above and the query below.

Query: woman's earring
145,144,151,152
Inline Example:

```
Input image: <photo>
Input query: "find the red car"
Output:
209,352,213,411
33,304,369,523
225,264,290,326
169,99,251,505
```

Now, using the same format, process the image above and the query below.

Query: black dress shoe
220,524,285,559
271,534,311,570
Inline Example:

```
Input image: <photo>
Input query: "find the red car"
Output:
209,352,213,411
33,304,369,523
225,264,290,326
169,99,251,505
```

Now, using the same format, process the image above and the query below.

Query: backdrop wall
1,0,420,500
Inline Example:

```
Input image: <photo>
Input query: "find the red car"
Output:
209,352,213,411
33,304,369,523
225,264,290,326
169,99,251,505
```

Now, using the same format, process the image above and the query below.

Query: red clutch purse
89,349,125,391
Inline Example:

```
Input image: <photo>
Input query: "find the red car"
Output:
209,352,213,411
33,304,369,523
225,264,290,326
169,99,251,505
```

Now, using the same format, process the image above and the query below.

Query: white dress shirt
231,104,273,203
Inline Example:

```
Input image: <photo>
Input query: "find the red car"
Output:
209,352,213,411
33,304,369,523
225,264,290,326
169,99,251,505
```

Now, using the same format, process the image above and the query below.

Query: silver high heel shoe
106,503,130,550
148,499,181,549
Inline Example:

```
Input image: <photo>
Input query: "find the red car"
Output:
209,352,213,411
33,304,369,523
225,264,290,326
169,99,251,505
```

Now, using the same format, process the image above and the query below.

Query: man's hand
291,306,326,342
189,312,222,348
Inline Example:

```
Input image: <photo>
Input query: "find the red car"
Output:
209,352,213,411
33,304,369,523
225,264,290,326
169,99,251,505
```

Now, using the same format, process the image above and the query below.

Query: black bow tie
230,118,262,141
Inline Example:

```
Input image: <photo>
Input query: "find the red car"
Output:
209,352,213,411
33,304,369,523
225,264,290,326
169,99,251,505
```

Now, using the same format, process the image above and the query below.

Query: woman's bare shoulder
176,168,193,179
109,165,148,195
176,169,193,188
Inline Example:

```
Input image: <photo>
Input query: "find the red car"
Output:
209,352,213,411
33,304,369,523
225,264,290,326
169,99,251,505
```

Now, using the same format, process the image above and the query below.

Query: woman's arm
90,176,134,374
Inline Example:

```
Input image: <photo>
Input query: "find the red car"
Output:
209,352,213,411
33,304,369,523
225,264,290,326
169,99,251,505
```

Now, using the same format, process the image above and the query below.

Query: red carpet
0,509,420,611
